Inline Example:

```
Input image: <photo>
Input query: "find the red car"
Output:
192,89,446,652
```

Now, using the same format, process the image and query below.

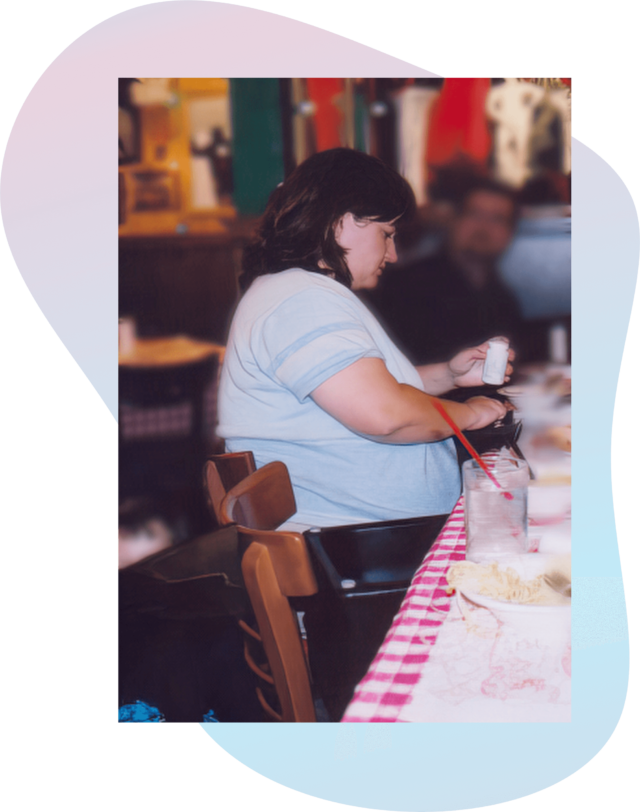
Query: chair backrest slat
241,538,317,723
204,451,256,524
220,461,296,530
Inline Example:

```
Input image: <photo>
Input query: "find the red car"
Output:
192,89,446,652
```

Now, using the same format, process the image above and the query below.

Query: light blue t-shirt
217,269,460,527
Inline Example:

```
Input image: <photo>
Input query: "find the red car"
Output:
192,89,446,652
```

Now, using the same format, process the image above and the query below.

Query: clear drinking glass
463,456,530,562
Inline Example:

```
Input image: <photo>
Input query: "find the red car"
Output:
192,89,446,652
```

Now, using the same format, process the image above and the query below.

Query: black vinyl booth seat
293,513,449,720
304,514,449,595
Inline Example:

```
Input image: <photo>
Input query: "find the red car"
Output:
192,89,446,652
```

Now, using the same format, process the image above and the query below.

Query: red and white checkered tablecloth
341,497,467,723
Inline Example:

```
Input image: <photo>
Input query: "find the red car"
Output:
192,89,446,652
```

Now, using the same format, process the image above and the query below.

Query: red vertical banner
306,78,344,151
426,78,492,169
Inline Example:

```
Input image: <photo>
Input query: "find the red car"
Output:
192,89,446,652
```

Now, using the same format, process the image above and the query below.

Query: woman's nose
386,240,398,263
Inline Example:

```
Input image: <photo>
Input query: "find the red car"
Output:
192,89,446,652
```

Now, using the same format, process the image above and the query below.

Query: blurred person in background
362,177,523,366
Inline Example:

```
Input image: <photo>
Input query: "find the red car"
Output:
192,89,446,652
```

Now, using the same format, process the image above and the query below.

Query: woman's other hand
464,396,509,430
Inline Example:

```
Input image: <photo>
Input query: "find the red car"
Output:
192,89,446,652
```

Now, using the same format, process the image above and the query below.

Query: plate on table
453,554,571,668
453,554,571,618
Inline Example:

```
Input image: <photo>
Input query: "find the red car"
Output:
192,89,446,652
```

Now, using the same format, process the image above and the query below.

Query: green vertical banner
354,85,369,154
230,79,285,216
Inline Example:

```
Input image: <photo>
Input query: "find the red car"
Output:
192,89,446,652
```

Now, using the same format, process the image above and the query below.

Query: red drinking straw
430,398,513,500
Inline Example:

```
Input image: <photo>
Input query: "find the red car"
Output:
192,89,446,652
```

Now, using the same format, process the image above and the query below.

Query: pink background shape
0,1,436,417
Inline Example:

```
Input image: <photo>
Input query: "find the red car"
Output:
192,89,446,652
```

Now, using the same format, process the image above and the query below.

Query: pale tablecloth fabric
342,490,571,723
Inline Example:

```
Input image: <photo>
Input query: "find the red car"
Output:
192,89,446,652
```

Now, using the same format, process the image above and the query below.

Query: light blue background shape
202,143,634,809
0,3,633,810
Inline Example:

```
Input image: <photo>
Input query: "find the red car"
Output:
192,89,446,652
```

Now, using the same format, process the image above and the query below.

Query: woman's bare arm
311,357,507,443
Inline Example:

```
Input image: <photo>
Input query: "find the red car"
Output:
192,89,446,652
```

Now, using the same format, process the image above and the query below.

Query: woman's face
334,213,398,290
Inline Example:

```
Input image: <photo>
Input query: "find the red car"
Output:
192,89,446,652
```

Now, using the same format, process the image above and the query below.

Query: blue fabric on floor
118,701,165,722
118,701,220,723
119,568,264,722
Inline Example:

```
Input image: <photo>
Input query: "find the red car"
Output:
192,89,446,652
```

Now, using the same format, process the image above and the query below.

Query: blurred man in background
362,178,523,365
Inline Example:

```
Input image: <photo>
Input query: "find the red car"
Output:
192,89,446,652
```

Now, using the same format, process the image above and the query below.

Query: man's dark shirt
361,249,524,366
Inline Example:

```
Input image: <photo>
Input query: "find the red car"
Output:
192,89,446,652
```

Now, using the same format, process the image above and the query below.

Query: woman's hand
464,396,509,430
416,339,515,395
448,340,515,388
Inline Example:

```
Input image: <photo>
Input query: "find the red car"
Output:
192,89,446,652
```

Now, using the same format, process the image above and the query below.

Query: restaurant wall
118,77,572,346
119,235,240,343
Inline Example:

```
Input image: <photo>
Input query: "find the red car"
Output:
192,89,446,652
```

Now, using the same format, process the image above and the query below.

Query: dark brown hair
240,148,416,290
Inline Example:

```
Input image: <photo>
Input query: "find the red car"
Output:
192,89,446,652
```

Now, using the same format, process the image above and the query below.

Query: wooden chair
204,451,257,525
240,529,318,722
221,459,450,719
215,461,303,718
219,461,296,530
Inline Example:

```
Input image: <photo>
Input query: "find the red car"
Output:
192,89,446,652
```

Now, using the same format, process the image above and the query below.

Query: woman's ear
334,212,355,244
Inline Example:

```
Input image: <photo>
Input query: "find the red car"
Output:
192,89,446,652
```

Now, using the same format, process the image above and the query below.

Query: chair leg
255,687,283,722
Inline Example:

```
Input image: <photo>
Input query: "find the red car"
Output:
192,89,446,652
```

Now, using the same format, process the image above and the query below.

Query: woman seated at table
217,148,510,528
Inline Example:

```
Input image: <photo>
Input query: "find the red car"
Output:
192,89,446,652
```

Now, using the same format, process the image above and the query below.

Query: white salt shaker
119,317,137,356
549,323,568,364
482,337,509,385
